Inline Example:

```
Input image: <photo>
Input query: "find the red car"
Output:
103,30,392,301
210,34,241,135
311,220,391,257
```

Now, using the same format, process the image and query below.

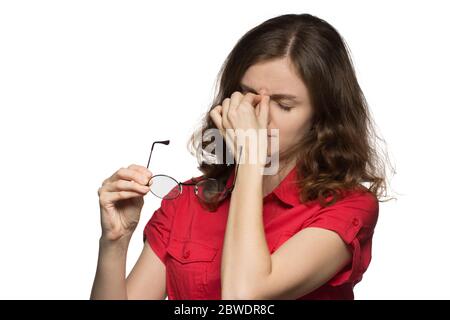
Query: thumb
257,95,270,128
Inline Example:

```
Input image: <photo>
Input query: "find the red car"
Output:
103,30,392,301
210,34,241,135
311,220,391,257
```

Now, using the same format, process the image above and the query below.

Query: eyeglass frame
145,140,243,202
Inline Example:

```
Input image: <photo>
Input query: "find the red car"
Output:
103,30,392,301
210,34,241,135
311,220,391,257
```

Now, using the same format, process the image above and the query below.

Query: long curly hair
187,13,396,210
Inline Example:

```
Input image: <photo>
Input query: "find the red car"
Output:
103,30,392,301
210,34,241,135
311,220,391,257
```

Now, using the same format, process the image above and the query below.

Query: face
239,57,314,161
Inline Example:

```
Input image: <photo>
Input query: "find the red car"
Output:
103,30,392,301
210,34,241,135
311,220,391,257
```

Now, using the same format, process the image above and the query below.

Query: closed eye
239,85,294,112
277,102,292,111
277,102,292,112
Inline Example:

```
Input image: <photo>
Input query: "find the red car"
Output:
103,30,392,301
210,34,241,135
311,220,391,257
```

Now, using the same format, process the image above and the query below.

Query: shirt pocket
165,237,218,299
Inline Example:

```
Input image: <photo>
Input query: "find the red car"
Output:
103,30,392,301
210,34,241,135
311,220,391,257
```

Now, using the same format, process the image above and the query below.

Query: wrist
235,162,264,187
237,144,267,169
99,234,132,250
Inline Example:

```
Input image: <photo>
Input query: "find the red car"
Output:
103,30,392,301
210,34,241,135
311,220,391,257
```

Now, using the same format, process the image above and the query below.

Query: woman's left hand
209,91,270,167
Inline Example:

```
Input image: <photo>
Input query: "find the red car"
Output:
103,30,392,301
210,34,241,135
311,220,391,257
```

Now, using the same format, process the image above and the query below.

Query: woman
91,13,391,300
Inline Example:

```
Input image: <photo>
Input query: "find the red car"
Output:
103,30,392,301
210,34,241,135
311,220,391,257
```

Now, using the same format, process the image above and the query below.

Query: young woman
91,13,391,300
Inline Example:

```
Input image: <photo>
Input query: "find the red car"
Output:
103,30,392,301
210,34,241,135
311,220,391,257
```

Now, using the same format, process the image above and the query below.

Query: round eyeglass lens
149,175,181,200
195,178,227,203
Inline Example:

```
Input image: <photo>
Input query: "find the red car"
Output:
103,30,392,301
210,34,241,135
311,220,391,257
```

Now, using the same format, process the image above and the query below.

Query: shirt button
352,218,359,227
183,250,191,259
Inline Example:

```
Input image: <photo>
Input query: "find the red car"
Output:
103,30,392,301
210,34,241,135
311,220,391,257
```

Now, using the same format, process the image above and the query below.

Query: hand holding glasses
146,140,242,207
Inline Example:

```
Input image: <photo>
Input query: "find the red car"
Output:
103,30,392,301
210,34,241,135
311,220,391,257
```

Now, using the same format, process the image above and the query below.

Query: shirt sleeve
143,197,177,265
302,190,379,287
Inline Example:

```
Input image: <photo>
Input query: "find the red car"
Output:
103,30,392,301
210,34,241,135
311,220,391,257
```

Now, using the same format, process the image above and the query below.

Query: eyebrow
239,83,300,103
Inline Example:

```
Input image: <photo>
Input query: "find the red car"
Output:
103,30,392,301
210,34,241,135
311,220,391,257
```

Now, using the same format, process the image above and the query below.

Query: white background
1,0,449,299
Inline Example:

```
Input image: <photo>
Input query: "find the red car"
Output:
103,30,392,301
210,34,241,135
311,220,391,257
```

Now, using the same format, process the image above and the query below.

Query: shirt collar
225,164,301,207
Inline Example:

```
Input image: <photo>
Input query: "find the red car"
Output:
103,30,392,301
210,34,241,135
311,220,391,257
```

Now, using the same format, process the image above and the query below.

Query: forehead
240,57,308,98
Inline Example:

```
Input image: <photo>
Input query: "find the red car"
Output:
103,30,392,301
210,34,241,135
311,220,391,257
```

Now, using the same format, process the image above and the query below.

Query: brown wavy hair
187,13,396,210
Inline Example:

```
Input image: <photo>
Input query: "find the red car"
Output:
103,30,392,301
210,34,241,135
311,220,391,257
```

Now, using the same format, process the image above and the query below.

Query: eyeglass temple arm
146,140,170,169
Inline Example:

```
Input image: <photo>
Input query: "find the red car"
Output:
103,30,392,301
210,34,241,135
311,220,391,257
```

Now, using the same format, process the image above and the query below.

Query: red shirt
143,164,379,300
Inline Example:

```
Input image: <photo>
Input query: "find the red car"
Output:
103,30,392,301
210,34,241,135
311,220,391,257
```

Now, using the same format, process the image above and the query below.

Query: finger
222,97,237,156
241,92,263,108
128,164,152,179
103,179,151,193
229,91,243,112
210,105,236,158
210,106,228,146
100,190,145,204
111,167,151,186
210,105,224,132
222,97,232,130
258,95,270,128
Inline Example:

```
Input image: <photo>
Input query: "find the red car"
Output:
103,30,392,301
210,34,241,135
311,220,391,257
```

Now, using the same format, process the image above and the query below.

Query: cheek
268,106,289,127
278,127,296,148
270,110,311,146
267,123,296,152
271,115,298,138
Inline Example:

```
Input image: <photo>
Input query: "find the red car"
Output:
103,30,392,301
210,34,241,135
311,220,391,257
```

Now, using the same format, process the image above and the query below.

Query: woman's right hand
97,164,153,242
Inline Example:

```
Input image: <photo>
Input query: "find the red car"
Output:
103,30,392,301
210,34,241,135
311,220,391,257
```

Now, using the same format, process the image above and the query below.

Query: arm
126,241,167,300
90,237,166,300
220,164,351,300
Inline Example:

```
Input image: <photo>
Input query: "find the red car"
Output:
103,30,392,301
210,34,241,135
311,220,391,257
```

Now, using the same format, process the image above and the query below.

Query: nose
254,89,272,126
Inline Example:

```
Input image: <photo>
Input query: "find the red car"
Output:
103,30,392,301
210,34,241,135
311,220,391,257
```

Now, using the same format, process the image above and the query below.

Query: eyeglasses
146,140,242,206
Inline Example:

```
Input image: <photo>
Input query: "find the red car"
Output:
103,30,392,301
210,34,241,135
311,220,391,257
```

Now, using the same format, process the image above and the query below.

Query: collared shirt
143,164,379,300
